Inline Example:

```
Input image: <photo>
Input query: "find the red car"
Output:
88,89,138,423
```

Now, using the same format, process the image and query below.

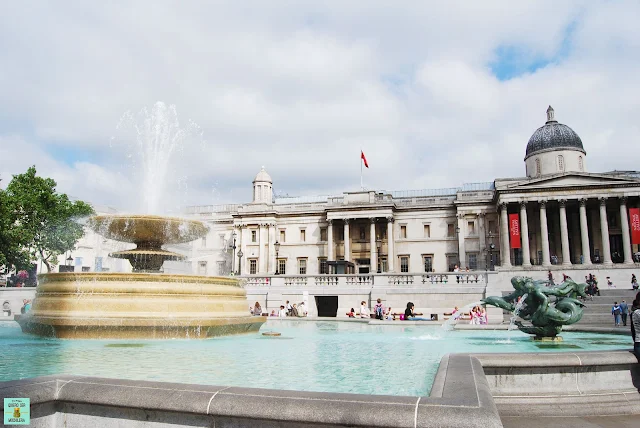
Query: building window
249,259,257,275
400,256,409,273
535,158,541,176
359,226,366,240
217,261,225,275
278,259,286,275
468,254,478,270
381,228,387,239
298,258,307,275
467,221,475,235
423,224,430,238
578,156,584,171
558,155,565,172
251,230,257,242
379,257,388,273
300,229,306,242
447,224,455,237
447,255,457,271
219,234,225,247
279,230,286,242
338,227,344,241
488,220,496,234
320,227,327,241
400,225,407,239
201,236,207,247
198,261,207,276
423,255,433,272
318,258,328,274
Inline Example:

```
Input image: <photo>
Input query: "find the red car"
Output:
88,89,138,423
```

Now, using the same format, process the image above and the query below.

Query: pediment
499,173,640,192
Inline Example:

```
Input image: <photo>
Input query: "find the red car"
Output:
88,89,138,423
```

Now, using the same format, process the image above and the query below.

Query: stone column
258,224,266,273
343,219,351,262
559,200,572,266
579,199,592,264
599,197,613,265
386,217,395,272
520,202,531,267
499,203,512,267
369,218,377,273
457,214,466,269
268,223,276,273
539,201,551,267
239,225,246,275
619,197,634,264
327,219,334,262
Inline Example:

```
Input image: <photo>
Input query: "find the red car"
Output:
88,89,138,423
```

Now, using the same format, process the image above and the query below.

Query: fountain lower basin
18,272,265,339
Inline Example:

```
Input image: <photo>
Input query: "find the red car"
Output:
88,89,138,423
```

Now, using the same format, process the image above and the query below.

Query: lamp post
376,238,381,273
66,255,73,266
455,226,461,267
274,241,281,274
237,250,243,276
231,231,237,274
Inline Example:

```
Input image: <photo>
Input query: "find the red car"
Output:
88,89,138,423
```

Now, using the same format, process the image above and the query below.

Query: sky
1,1,639,214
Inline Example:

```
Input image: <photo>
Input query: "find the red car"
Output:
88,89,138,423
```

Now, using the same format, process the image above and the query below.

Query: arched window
535,158,541,176
557,155,565,172
578,156,584,171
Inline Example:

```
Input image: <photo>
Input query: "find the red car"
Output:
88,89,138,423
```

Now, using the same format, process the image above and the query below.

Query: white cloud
0,0,639,211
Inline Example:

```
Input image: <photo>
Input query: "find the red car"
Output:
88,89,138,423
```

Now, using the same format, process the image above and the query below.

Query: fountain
483,276,587,340
18,214,265,339
16,102,265,339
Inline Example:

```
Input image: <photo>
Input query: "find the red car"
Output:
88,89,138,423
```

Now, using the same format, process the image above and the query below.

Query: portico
327,209,395,273
497,190,640,268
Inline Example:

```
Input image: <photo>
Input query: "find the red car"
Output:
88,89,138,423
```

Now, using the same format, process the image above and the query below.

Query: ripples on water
0,320,631,396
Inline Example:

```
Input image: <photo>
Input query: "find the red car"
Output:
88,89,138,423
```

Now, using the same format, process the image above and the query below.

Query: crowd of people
250,300,308,318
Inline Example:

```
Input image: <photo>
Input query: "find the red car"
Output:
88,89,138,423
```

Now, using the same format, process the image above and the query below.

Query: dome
253,166,272,183
524,106,585,160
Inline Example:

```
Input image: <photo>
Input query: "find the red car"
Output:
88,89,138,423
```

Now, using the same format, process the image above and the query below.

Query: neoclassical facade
184,107,640,278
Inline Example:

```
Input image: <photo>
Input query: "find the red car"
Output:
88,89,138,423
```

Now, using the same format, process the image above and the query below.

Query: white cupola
252,166,273,203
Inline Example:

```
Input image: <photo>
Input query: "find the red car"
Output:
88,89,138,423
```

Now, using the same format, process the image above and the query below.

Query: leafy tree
0,187,32,271
2,166,95,272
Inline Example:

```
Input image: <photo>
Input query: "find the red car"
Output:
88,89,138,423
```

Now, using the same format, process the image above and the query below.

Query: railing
239,272,490,288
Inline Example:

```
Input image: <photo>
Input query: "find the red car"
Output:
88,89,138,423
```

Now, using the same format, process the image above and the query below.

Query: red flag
509,213,521,249
361,151,369,168
630,208,640,245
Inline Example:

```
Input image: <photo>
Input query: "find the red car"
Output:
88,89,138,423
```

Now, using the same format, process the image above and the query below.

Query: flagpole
360,149,363,190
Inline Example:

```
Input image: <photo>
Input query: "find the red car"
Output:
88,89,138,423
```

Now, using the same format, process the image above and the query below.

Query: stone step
577,314,629,324
597,289,639,297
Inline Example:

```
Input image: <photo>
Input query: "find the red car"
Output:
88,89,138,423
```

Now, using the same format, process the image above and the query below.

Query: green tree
0,187,32,271
3,166,95,272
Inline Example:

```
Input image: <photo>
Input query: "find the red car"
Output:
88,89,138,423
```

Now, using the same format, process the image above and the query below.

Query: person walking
631,298,640,360
620,300,629,327
612,302,622,327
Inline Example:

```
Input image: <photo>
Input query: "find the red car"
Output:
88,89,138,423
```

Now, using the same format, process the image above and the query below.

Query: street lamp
455,226,461,267
274,241,281,274
376,238,382,273
237,249,243,276
66,255,73,266
230,231,237,274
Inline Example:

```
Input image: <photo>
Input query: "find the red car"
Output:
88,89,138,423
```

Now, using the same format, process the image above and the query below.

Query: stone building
186,106,640,278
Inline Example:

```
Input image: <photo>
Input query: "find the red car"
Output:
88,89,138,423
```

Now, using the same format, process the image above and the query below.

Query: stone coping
38,272,241,286
471,349,638,368
0,354,503,428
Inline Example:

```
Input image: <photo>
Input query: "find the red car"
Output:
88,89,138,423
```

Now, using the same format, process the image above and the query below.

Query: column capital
558,199,567,207
499,202,508,211
386,216,395,223
369,217,376,224
343,218,350,224
619,196,628,205
327,219,333,225
579,198,588,207
519,201,528,209
599,197,607,206
539,200,547,208
457,213,464,220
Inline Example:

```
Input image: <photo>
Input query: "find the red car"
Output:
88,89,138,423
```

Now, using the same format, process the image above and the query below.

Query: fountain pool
0,320,631,397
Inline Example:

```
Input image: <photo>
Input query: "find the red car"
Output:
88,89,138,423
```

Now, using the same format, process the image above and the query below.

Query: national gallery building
185,107,640,279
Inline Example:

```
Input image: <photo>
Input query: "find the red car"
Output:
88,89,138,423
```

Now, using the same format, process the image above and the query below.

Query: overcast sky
1,1,638,214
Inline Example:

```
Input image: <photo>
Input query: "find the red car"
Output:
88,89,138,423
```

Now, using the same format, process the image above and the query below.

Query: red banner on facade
630,208,640,245
509,213,521,248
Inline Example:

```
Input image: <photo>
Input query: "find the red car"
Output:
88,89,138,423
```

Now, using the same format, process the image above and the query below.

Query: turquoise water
0,320,632,396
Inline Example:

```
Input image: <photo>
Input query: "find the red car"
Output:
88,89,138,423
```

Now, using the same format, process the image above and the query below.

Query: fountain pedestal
19,215,265,339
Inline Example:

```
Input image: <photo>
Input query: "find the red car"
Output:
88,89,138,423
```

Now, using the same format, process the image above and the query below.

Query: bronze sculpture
482,276,588,339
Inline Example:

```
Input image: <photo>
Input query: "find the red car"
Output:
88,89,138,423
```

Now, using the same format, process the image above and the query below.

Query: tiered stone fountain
18,214,265,339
